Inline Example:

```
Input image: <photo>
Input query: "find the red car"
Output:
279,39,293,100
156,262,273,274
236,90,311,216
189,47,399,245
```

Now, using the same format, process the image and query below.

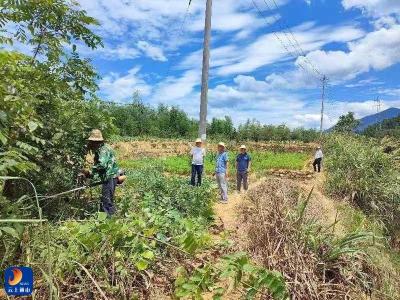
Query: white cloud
95,44,140,60
78,0,273,61
211,23,364,76
99,67,151,102
149,70,200,106
207,75,400,128
345,78,384,88
378,88,400,96
137,41,167,61
342,0,400,17
297,24,400,81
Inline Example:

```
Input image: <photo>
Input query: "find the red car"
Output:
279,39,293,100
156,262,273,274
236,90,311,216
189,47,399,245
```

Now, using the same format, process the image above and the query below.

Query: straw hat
195,138,202,143
87,129,104,142
240,145,246,149
218,142,226,148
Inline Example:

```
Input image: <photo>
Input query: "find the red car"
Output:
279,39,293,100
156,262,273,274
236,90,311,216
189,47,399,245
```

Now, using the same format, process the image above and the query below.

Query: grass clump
324,134,400,237
238,178,385,299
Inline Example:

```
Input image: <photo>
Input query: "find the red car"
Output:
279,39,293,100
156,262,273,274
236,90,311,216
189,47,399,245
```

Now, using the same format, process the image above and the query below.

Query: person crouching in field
190,138,206,186
313,146,323,173
213,142,229,203
81,129,120,217
236,145,251,192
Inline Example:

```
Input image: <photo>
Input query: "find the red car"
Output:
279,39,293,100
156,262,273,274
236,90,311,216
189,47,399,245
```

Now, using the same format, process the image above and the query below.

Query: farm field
118,150,309,176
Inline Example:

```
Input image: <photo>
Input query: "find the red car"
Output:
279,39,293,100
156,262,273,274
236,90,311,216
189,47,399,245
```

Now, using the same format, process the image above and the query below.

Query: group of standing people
190,139,323,203
190,139,251,204
82,129,324,215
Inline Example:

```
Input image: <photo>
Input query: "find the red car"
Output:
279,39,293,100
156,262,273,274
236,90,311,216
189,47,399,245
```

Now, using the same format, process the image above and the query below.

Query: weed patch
324,134,400,237
238,178,383,299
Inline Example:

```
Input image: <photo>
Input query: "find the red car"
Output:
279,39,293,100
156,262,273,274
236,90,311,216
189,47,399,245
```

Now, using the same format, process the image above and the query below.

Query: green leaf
97,212,108,221
135,259,148,271
1,226,20,239
141,250,154,260
0,131,7,145
243,263,256,273
28,121,38,132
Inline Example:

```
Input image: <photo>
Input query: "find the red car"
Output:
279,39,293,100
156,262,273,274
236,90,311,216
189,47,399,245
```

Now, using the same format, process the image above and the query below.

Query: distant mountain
355,107,400,132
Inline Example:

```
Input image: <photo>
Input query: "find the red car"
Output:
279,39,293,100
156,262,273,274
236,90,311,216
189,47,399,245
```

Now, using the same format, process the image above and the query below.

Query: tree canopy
333,112,360,133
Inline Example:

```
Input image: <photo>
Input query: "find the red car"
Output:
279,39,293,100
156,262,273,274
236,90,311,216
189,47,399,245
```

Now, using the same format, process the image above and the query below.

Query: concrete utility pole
320,75,327,135
198,0,212,141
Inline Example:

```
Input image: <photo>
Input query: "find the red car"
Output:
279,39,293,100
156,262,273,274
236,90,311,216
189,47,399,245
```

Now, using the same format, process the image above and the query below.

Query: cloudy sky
77,0,400,129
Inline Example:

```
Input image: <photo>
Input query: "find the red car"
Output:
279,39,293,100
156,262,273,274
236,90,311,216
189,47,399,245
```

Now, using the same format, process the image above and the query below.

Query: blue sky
77,0,400,128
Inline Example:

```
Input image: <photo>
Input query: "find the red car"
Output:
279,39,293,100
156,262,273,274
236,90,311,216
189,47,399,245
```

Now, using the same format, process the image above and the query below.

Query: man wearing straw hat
190,138,206,186
81,129,120,216
213,142,229,203
236,145,251,192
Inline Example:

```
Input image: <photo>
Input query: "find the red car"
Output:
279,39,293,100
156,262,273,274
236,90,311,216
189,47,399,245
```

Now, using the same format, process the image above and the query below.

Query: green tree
208,116,236,140
0,1,114,200
333,112,360,133
0,0,102,64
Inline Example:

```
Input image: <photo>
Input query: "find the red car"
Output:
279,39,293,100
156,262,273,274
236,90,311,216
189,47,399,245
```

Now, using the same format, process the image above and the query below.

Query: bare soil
213,170,343,243
113,140,317,159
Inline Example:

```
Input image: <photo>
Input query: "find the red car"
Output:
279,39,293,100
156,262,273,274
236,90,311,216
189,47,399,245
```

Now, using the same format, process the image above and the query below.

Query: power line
261,0,303,57
250,0,310,76
252,0,332,132
261,0,323,79
161,0,195,80
250,0,322,82
264,0,323,78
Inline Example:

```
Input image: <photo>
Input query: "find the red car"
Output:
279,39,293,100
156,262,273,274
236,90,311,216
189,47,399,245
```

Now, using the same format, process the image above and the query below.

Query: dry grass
112,139,317,160
237,178,379,299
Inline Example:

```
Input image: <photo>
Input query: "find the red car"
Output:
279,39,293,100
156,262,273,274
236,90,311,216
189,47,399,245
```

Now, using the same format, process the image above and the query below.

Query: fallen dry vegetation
237,178,383,299
113,139,316,160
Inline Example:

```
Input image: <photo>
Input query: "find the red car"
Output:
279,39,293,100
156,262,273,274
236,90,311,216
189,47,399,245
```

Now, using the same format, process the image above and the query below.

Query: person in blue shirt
213,142,229,203
236,145,251,192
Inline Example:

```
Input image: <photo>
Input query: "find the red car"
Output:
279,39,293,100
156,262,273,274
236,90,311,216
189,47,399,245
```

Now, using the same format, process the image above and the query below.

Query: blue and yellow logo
4,266,33,296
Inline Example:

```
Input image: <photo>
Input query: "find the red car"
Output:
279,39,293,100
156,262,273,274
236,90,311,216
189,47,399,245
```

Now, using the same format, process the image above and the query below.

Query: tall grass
238,178,380,299
324,134,400,236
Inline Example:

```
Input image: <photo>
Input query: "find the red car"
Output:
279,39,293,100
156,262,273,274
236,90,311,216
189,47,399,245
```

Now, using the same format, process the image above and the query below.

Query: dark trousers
237,171,248,191
191,164,203,186
313,158,322,172
101,177,118,216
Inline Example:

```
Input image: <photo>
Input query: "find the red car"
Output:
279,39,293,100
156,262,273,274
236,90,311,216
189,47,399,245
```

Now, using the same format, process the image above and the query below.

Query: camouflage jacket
92,144,119,182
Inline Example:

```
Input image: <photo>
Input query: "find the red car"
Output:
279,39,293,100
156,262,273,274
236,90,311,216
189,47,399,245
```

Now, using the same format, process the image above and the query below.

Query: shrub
8,168,216,298
324,134,400,235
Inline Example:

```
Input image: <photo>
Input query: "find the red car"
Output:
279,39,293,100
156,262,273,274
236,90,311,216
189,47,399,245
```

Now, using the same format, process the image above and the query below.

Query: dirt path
213,171,343,235
213,175,265,231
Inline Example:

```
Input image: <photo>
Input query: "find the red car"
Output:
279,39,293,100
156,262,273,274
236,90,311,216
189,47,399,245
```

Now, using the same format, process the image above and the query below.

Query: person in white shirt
313,146,323,172
190,138,206,186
